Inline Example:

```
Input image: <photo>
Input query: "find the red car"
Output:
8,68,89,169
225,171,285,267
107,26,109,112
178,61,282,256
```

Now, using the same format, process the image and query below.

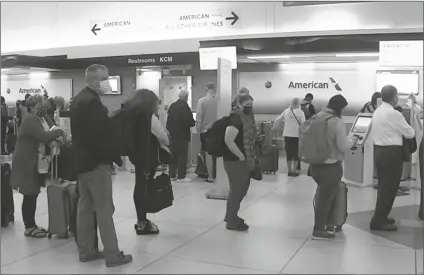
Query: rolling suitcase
259,145,279,174
195,154,208,179
47,155,76,239
1,162,14,227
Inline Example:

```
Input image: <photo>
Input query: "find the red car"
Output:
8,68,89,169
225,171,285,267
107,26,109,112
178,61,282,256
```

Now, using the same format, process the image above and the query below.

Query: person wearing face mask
223,94,256,231
70,64,132,267
274,97,305,177
370,85,415,231
11,96,64,238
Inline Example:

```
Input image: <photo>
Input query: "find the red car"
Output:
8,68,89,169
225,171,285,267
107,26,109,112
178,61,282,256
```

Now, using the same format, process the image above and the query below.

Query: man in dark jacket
166,90,196,182
70,64,131,267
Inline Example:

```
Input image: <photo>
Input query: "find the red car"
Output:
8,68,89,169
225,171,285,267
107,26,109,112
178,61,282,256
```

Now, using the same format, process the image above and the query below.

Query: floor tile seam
165,254,278,274
278,235,310,274
1,238,73,268
131,221,222,274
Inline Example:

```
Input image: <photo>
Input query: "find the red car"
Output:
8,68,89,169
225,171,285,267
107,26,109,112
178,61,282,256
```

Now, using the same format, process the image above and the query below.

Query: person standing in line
166,90,196,182
408,93,423,167
301,93,317,121
310,95,358,240
1,96,9,154
196,82,218,183
124,89,169,235
370,85,415,231
70,64,132,267
361,92,382,114
11,96,63,238
274,98,305,177
223,94,256,231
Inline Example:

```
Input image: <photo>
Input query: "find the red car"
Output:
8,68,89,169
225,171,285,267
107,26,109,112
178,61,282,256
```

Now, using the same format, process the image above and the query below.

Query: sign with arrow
90,20,132,36
165,10,241,31
226,12,239,26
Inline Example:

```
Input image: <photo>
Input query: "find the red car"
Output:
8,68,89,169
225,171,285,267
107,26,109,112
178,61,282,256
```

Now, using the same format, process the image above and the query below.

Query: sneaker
170,177,178,182
177,178,192,183
135,220,160,235
288,172,300,177
226,222,249,231
312,231,335,240
325,225,335,233
106,251,133,267
80,250,105,263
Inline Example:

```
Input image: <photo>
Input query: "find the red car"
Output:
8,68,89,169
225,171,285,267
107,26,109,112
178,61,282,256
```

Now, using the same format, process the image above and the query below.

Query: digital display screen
104,76,121,95
353,117,372,133
199,46,237,70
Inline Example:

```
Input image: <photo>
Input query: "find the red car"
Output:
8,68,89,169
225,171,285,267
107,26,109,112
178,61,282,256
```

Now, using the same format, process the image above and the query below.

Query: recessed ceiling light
246,55,291,59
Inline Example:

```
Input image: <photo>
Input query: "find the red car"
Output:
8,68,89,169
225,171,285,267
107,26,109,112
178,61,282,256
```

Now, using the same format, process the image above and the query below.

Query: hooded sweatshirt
317,108,354,163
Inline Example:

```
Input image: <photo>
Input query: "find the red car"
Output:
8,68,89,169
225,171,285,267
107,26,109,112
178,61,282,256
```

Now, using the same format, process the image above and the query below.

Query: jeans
311,161,343,232
223,160,251,226
371,146,403,226
77,164,120,261
22,194,38,229
170,139,189,179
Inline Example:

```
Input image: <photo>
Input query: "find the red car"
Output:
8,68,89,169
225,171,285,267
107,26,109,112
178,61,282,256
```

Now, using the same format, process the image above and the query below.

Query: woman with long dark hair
124,89,169,235
310,95,358,240
361,92,381,114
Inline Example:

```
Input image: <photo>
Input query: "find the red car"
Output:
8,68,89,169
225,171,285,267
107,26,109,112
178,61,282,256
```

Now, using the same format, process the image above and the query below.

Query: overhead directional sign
90,19,132,36
167,10,240,31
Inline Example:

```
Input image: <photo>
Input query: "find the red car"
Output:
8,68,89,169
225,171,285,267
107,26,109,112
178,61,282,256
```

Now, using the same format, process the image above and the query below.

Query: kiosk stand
342,113,374,187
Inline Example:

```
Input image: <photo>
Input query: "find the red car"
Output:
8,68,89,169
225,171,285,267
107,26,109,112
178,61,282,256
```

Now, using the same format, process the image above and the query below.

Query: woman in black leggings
124,89,169,235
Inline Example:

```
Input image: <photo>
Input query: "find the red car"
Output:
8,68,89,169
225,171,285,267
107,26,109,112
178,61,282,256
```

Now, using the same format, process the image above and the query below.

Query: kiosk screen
353,117,372,133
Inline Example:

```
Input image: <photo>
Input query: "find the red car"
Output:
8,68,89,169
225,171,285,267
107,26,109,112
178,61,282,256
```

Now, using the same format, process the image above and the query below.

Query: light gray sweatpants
77,164,120,261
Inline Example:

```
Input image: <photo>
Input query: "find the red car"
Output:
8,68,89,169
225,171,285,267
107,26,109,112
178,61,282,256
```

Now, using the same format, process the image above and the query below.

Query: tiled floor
1,163,423,274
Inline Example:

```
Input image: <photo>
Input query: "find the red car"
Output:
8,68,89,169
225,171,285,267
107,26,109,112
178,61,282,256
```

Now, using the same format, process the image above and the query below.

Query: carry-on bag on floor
259,145,279,174
259,121,273,148
195,154,208,179
47,156,76,239
1,162,14,227
71,181,98,249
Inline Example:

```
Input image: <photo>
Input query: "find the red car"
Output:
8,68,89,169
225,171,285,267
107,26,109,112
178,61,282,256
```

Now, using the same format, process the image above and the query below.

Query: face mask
99,80,112,93
242,106,252,115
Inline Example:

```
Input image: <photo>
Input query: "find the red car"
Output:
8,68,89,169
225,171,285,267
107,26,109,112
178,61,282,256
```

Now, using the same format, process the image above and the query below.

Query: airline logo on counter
288,77,343,91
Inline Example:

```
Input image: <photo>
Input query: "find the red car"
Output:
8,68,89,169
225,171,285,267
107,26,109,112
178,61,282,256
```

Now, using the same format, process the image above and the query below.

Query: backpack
301,103,311,120
204,116,231,157
298,114,334,164
110,109,136,157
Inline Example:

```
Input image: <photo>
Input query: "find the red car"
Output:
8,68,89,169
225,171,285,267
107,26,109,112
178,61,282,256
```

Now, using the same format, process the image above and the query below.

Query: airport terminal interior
0,1,423,274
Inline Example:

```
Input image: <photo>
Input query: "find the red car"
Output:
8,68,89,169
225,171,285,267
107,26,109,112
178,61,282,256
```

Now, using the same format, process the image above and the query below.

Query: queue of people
4,62,422,268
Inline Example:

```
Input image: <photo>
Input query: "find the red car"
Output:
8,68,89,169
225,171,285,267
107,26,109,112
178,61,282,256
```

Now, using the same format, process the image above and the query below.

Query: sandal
135,220,160,235
24,226,47,238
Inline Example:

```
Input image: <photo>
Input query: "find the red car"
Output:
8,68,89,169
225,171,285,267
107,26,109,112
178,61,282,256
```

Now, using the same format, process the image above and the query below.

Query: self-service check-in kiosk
342,113,374,187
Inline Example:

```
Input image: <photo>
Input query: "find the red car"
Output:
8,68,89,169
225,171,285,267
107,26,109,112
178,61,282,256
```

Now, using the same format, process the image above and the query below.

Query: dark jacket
300,99,316,120
70,87,115,174
132,110,154,174
11,113,62,195
166,99,195,141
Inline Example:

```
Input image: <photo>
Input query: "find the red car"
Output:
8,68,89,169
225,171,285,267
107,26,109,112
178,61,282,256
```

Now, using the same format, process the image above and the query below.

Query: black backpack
110,109,136,157
204,116,231,157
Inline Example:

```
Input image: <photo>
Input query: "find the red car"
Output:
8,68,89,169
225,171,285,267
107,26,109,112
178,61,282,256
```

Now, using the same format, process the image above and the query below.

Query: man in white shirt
196,82,218,182
371,85,415,231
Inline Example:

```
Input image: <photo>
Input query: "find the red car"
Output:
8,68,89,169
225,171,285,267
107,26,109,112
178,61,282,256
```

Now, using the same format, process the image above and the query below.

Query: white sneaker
177,178,192,183
171,177,178,182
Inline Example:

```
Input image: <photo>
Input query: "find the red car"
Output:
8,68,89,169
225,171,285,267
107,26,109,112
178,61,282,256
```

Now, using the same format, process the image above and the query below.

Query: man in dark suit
70,64,131,267
166,90,196,182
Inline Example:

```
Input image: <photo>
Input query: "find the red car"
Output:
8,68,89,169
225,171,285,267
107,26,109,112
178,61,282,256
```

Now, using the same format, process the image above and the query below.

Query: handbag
402,137,417,161
250,142,262,181
146,165,174,213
